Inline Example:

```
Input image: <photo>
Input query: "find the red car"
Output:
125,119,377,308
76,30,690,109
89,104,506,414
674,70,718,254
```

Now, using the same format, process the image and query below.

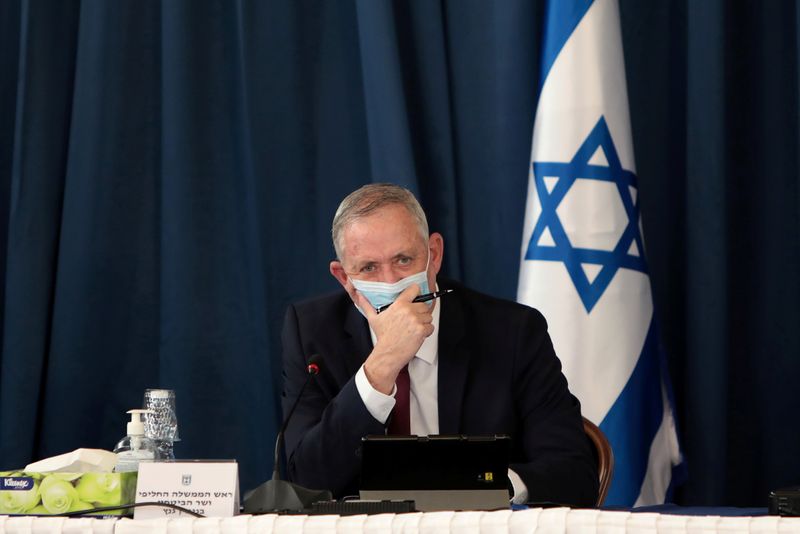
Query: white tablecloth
2,508,798,534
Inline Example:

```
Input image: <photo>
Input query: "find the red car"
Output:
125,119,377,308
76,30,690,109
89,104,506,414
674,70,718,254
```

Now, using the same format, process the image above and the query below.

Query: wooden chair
582,416,614,506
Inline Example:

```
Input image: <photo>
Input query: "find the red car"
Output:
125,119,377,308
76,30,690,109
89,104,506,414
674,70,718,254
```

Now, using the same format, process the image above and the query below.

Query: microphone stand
243,356,332,514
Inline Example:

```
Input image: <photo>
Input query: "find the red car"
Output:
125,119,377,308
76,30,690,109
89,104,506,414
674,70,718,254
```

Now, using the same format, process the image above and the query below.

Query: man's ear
331,260,360,304
329,260,349,288
428,232,444,276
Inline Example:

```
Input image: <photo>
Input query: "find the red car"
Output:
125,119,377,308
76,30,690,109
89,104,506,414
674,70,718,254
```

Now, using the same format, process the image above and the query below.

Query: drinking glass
143,388,179,459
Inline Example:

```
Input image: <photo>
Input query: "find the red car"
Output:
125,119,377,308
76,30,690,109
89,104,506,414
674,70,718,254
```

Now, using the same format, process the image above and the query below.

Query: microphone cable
272,354,321,481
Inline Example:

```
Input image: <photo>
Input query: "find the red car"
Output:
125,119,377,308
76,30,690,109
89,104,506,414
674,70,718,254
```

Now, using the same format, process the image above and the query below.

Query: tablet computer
359,434,511,511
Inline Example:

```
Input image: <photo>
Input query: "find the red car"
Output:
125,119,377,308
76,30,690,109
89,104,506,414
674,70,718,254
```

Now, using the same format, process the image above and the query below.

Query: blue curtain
0,0,798,506
622,1,800,505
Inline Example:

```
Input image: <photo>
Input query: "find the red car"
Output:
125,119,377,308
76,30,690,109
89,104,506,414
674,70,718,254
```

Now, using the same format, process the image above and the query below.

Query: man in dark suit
281,184,598,506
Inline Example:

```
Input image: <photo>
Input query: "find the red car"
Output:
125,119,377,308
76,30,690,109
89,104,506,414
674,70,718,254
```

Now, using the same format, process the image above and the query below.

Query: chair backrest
582,416,614,506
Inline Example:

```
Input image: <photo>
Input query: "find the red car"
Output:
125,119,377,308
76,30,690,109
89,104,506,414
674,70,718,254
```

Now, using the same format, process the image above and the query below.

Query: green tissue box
0,471,137,515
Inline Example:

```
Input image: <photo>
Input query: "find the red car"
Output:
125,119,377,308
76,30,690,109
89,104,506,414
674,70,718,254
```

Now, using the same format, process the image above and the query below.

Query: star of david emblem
524,116,648,313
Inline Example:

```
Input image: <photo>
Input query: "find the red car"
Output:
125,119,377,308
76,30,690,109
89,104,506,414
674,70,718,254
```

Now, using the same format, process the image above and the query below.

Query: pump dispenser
114,409,159,472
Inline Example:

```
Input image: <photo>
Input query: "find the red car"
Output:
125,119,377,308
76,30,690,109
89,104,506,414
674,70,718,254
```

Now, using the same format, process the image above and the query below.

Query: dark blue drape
1,0,798,506
621,1,800,505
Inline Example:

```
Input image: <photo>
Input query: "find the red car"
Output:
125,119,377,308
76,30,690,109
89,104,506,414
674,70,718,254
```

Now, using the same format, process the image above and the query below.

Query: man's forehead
339,209,427,264
342,235,426,263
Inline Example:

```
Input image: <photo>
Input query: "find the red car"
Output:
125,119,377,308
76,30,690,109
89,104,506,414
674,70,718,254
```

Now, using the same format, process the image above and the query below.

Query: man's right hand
356,284,434,394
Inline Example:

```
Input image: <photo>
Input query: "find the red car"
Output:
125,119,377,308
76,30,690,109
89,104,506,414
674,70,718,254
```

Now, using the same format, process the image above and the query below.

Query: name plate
134,460,239,519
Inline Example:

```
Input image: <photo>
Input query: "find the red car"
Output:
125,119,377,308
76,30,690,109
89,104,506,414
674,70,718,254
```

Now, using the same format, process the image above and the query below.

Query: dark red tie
388,365,410,434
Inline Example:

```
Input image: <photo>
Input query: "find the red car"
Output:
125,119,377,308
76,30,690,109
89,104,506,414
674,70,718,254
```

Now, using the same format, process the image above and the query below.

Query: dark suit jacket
280,278,598,506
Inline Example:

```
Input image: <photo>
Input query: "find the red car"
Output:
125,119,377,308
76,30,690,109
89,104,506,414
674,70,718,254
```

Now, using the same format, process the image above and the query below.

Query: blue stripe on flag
538,0,595,91
599,317,664,505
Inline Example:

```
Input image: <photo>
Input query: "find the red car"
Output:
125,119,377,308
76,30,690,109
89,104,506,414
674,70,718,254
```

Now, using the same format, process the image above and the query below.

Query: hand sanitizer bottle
114,409,159,472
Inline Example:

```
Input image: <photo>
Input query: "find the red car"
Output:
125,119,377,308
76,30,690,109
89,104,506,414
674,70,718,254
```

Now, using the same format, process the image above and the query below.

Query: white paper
25,449,117,473
134,461,239,519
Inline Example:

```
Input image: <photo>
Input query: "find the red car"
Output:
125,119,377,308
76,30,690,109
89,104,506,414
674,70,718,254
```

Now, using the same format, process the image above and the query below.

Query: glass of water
143,389,179,459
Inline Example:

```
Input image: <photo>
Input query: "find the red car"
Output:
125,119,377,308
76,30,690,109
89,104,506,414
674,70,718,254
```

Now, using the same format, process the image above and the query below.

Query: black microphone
243,354,332,514
271,354,322,481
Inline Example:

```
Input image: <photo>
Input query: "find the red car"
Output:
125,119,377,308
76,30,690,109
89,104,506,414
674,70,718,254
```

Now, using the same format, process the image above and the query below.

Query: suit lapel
341,300,373,377
437,286,471,434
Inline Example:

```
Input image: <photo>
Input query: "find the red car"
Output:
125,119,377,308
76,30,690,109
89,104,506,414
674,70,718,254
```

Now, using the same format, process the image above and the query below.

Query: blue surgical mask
350,254,430,311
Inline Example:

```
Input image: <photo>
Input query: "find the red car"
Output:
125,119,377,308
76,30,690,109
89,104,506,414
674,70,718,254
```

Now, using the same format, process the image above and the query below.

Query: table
2,507,799,533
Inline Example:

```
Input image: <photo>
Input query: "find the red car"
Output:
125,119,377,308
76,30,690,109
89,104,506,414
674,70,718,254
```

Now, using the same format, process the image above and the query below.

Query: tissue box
0,471,137,515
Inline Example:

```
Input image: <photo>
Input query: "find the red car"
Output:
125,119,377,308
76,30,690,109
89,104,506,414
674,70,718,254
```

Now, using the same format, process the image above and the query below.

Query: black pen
375,289,454,314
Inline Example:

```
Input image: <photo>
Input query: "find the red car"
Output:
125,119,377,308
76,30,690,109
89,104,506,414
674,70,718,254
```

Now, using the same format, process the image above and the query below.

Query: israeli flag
517,0,683,505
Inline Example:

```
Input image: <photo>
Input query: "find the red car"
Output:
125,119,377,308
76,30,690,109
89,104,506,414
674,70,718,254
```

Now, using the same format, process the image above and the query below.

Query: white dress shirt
353,297,529,504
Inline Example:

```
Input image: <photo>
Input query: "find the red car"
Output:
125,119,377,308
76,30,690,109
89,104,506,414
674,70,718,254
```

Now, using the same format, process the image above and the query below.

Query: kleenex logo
1,477,34,490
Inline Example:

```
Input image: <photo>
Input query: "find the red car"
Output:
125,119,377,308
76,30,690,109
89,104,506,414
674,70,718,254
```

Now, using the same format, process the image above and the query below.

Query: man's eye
397,257,412,266
361,265,376,273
